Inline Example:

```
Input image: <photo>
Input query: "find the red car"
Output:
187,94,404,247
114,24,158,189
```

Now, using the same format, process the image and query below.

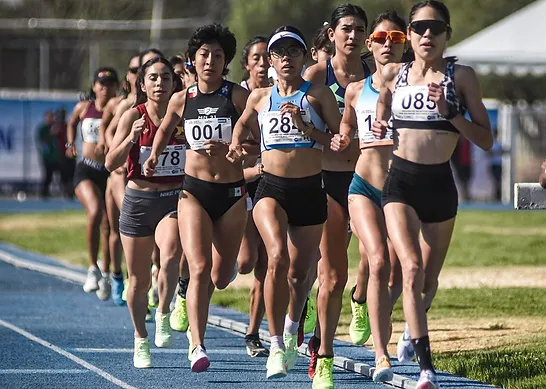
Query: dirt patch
335,317,546,354
0,213,86,231
231,266,546,289
463,225,546,236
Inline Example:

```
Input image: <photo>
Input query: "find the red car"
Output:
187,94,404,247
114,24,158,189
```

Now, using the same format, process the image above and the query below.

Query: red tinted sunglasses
369,30,407,44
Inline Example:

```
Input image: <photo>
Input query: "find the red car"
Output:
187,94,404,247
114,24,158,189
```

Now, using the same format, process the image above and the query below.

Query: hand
330,133,351,152
280,102,306,132
143,154,158,177
226,143,247,163
94,142,108,156
428,82,449,117
203,140,229,156
130,113,147,143
372,120,388,139
65,144,77,159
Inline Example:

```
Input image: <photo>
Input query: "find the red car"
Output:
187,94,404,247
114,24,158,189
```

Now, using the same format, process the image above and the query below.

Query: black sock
178,277,189,298
112,272,123,281
317,353,334,359
411,336,435,372
351,285,366,305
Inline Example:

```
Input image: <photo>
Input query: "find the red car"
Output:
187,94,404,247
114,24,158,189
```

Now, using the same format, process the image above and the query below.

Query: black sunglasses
410,20,449,36
128,67,139,74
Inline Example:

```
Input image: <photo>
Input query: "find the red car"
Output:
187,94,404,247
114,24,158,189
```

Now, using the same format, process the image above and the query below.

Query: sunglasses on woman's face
369,30,406,44
409,20,449,36
128,67,139,74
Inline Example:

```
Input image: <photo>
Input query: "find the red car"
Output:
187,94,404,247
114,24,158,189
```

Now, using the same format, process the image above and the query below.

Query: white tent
446,0,546,76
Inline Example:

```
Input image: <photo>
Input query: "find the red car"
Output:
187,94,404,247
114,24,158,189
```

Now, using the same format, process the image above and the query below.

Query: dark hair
134,57,180,106
409,0,450,24
169,55,184,66
409,1,451,39
268,25,308,53
187,23,237,76
138,48,165,67
241,36,267,69
312,24,334,55
369,10,407,33
330,3,368,32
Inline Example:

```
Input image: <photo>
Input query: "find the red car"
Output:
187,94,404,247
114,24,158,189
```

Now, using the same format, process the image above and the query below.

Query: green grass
435,341,546,389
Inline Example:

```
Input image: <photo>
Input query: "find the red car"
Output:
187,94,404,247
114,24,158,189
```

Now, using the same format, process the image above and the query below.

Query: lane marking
71,347,247,355
0,319,137,389
0,250,86,284
0,369,88,374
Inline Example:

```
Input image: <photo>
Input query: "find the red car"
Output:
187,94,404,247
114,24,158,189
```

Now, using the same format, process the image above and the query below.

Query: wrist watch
65,142,73,149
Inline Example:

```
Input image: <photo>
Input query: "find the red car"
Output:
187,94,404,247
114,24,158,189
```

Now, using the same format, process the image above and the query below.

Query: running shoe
154,311,173,348
122,278,129,302
417,369,440,389
312,356,334,389
349,287,371,345
266,348,288,379
304,296,317,334
133,337,152,368
170,295,189,332
149,265,159,308
298,301,308,346
372,355,394,382
245,334,269,357
96,274,112,301
397,323,415,363
284,332,298,371
83,266,101,293
190,345,210,373
112,276,125,306
145,308,153,323
307,335,321,379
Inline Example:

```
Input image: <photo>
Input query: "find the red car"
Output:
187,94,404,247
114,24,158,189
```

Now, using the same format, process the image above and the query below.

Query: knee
367,249,390,283
237,254,256,275
189,259,212,282
88,208,102,227
266,246,289,278
423,274,439,296
129,273,151,294
401,261,424,293
320,267,348,295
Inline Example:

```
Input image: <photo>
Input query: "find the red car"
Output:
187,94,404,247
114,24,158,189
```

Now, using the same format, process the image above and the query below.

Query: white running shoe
417,369,440,389
96,275,112,301
397,323,415,363
83,267,101,293
190,345,210,373
155,311,173,348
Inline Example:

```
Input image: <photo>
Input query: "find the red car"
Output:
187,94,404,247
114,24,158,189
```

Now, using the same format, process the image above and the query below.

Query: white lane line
0,250,86,284
0,319,137,389
0,369,88,374
71,347,247,355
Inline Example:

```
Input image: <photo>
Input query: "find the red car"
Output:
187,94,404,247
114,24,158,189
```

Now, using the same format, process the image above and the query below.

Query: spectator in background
36,110,58,198
489,129,503,201
451,137,472,201
52,108,75,199
539,159,546,189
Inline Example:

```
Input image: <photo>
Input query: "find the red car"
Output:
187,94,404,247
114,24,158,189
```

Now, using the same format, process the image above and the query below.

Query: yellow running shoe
283,332,298,371
133,337,152,368
170,295,189,332
373,355,393,382
266,348,288,379
349,287,371,345
312,356,334,389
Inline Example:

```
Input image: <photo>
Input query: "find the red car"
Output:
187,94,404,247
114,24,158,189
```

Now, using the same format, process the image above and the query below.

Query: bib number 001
184,117,232,150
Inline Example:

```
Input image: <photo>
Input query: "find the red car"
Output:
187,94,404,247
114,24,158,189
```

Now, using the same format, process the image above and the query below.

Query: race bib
140,144,186,177
392,86,441,121
261,110,313,149
81,118,101,143
184,117,232,150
